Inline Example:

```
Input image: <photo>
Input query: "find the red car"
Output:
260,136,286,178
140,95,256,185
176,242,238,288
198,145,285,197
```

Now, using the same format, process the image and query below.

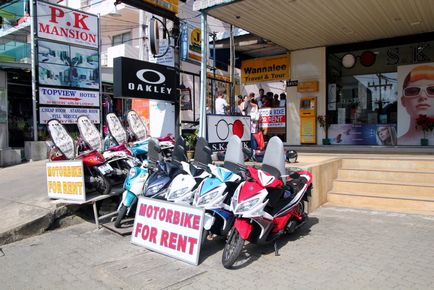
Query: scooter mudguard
131,143,148,156
234,218,252,240
124,191,137,207
203,213,215,230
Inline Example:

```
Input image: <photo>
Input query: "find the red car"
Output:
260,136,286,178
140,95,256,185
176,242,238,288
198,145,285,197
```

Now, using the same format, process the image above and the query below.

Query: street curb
0,204,79,246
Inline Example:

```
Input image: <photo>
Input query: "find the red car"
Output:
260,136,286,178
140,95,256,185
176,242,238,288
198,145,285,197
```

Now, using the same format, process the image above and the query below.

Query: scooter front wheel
222,228,244,269
114,204,128,228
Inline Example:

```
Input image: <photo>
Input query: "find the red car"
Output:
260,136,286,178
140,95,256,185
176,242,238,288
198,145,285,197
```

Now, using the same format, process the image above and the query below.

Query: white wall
287,47,326,145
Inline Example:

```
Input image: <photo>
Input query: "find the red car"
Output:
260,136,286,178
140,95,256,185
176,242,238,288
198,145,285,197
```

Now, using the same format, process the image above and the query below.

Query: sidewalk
0,160,72,245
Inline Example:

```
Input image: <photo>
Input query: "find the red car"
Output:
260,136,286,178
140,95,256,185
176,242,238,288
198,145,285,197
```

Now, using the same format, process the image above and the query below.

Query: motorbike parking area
0,205,433,290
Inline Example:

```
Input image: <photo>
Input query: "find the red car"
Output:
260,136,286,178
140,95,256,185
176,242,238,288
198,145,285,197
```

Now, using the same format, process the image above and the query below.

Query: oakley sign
114,57,177,102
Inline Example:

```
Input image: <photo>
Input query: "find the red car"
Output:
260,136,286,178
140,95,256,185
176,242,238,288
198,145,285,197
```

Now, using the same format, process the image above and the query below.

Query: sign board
241,55,290,84
207,115,251,151
40,107,100,124
329,124,397,145
287,80,298,87
46,160,86,201
149,39,175,67
193,0,235,11
142,0,179,14
297,80,319,93
113,57,177,102
131,197,204,265
39,87,100,107
259,107,286,135
36,1,98,48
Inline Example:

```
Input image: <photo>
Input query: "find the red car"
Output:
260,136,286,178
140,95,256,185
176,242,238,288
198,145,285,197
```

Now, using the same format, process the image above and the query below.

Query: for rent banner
46,160,86,201
131,197,204,265
259,107,286,135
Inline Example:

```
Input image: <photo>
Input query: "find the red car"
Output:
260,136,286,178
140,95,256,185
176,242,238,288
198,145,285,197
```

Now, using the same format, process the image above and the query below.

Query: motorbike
221,136,312,269
47,119,112,195
77,115,141,184
192,135,248,243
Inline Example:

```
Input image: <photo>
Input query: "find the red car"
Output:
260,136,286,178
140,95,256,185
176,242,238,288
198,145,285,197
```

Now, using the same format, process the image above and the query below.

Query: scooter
47,119,112,195
105,113,149,161
77,115,141,178
192,135,247,242
221,136,312,269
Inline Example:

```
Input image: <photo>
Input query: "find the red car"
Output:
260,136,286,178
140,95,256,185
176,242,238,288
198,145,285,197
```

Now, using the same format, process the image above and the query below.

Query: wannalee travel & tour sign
36,1,98,48
241,55,290,84
113,57,177,102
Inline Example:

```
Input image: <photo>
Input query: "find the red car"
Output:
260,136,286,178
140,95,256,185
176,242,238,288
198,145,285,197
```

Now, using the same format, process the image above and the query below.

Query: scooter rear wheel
114,205,128,228
96,173,112,195
222,228,244,269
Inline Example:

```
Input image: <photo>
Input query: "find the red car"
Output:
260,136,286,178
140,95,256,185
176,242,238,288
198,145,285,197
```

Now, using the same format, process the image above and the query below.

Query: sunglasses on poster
403,86,434,98
214,119,245,141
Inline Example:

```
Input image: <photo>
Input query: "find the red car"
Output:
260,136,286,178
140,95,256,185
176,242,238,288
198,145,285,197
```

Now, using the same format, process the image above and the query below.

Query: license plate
98,163,113,174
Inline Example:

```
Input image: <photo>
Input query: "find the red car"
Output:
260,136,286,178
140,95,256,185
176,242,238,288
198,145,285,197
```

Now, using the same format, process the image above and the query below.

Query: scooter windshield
127,110,147,141
47,119,75,160
77,115,102,152
106,113,128,145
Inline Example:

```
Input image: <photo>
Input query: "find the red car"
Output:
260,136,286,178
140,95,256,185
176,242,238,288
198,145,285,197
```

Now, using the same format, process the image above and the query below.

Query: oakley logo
136,69,166,85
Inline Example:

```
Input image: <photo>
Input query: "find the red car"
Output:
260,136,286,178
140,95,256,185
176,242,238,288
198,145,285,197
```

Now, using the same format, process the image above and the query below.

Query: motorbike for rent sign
206,115,251,152
39,107,100,124
259,107,286,135
36,1,98,48
131,197,205,265
39,87,100,107
46,160,86,201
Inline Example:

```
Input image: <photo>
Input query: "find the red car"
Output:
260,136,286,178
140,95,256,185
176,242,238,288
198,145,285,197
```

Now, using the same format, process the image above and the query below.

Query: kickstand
274,241,280,256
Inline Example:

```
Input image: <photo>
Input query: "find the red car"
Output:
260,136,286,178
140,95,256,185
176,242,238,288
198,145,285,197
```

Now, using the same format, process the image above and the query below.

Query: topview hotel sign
241,55,290,84
36,1,98,48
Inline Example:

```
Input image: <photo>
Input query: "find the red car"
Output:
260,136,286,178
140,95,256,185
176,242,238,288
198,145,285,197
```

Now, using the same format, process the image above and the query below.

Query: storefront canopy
195,0,434,51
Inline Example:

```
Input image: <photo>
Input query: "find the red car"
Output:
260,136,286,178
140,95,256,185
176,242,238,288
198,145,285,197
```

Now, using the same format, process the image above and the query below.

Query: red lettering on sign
166,209,173,223
160,230,169,247
168,232,177,250
173,210,180,225
141,224,150,240
134,222,143,237
72,12,89,30
159,207,166,221
152,206,160,219
188,237,198,255
192,215,200,230
139,204,147,217
183,213,192,228
49,6,64,24
177,235,187,253
149,226,157,244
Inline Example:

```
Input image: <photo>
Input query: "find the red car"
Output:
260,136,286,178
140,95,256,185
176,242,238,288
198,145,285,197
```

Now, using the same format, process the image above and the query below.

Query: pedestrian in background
215,90,228,115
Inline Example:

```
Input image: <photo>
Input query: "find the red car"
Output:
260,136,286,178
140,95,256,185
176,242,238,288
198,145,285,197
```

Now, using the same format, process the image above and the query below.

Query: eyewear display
403,86,434,98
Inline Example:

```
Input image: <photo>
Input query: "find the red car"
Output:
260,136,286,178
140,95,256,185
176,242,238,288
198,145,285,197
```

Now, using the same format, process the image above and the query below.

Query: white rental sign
39,87,100,107
40,107,100,124
37,1,98,48
46,160,86,201
131,197,205,265
207,115,251,151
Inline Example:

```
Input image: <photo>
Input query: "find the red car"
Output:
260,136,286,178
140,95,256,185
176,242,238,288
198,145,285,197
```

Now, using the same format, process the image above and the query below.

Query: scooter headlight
146,183,164,196
167,187,191,201
197,190,220,206
236,198,260,212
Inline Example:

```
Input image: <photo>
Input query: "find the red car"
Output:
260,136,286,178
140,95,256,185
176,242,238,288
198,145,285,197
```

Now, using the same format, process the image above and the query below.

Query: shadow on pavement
228,216,319,270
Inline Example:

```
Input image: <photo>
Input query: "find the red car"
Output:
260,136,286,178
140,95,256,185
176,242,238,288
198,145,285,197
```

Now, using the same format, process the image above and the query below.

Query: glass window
112,32,132,46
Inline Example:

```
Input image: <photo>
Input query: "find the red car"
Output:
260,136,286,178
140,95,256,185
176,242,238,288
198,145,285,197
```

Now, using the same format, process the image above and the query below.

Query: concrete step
327,192,434,215
341,158,434,172
337,169,434,185
332,180,434,201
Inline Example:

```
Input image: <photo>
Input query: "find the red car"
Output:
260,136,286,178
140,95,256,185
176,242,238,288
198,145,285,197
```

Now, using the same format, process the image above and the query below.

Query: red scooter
221,136,312,268
47,119,112,195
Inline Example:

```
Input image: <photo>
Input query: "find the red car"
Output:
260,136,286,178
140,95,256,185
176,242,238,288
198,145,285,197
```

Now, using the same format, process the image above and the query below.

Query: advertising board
39,107,100,124
207,115,251,151
46,160,86,201
39,87,100,107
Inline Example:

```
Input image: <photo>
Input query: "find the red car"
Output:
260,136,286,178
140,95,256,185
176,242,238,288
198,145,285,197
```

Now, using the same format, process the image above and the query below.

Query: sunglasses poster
397,62,434,145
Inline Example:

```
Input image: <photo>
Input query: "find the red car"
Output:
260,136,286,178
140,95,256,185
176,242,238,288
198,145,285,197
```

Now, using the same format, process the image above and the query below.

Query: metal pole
198,11,208,138
139,10,145,61
98,14,102,134
211,32,216,114
30,0,37,141
229,24,235,112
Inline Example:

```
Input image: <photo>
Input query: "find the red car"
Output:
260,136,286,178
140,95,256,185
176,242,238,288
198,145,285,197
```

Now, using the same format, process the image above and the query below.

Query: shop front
326,33,434,146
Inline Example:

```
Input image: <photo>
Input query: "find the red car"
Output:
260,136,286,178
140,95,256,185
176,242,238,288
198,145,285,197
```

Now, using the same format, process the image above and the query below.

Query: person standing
279,93,286,107
256,89,265,108
215,91,228,115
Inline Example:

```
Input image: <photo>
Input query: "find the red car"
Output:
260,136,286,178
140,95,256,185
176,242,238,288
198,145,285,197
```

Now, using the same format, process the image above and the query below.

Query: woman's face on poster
377,127,390,142
401,79,434,118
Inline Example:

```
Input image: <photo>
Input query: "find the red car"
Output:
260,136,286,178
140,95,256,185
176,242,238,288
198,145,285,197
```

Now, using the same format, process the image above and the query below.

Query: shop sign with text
241,55,290,84
47,160,86,201
113,57,177,101
131,197,204,265
39,107,100,124
259,107,286,135
37,1,98,48
39,87,99,107
207,115,251,151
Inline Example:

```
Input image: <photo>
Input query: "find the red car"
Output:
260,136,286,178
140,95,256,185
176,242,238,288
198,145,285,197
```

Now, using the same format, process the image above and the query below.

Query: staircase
327,157,434,215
